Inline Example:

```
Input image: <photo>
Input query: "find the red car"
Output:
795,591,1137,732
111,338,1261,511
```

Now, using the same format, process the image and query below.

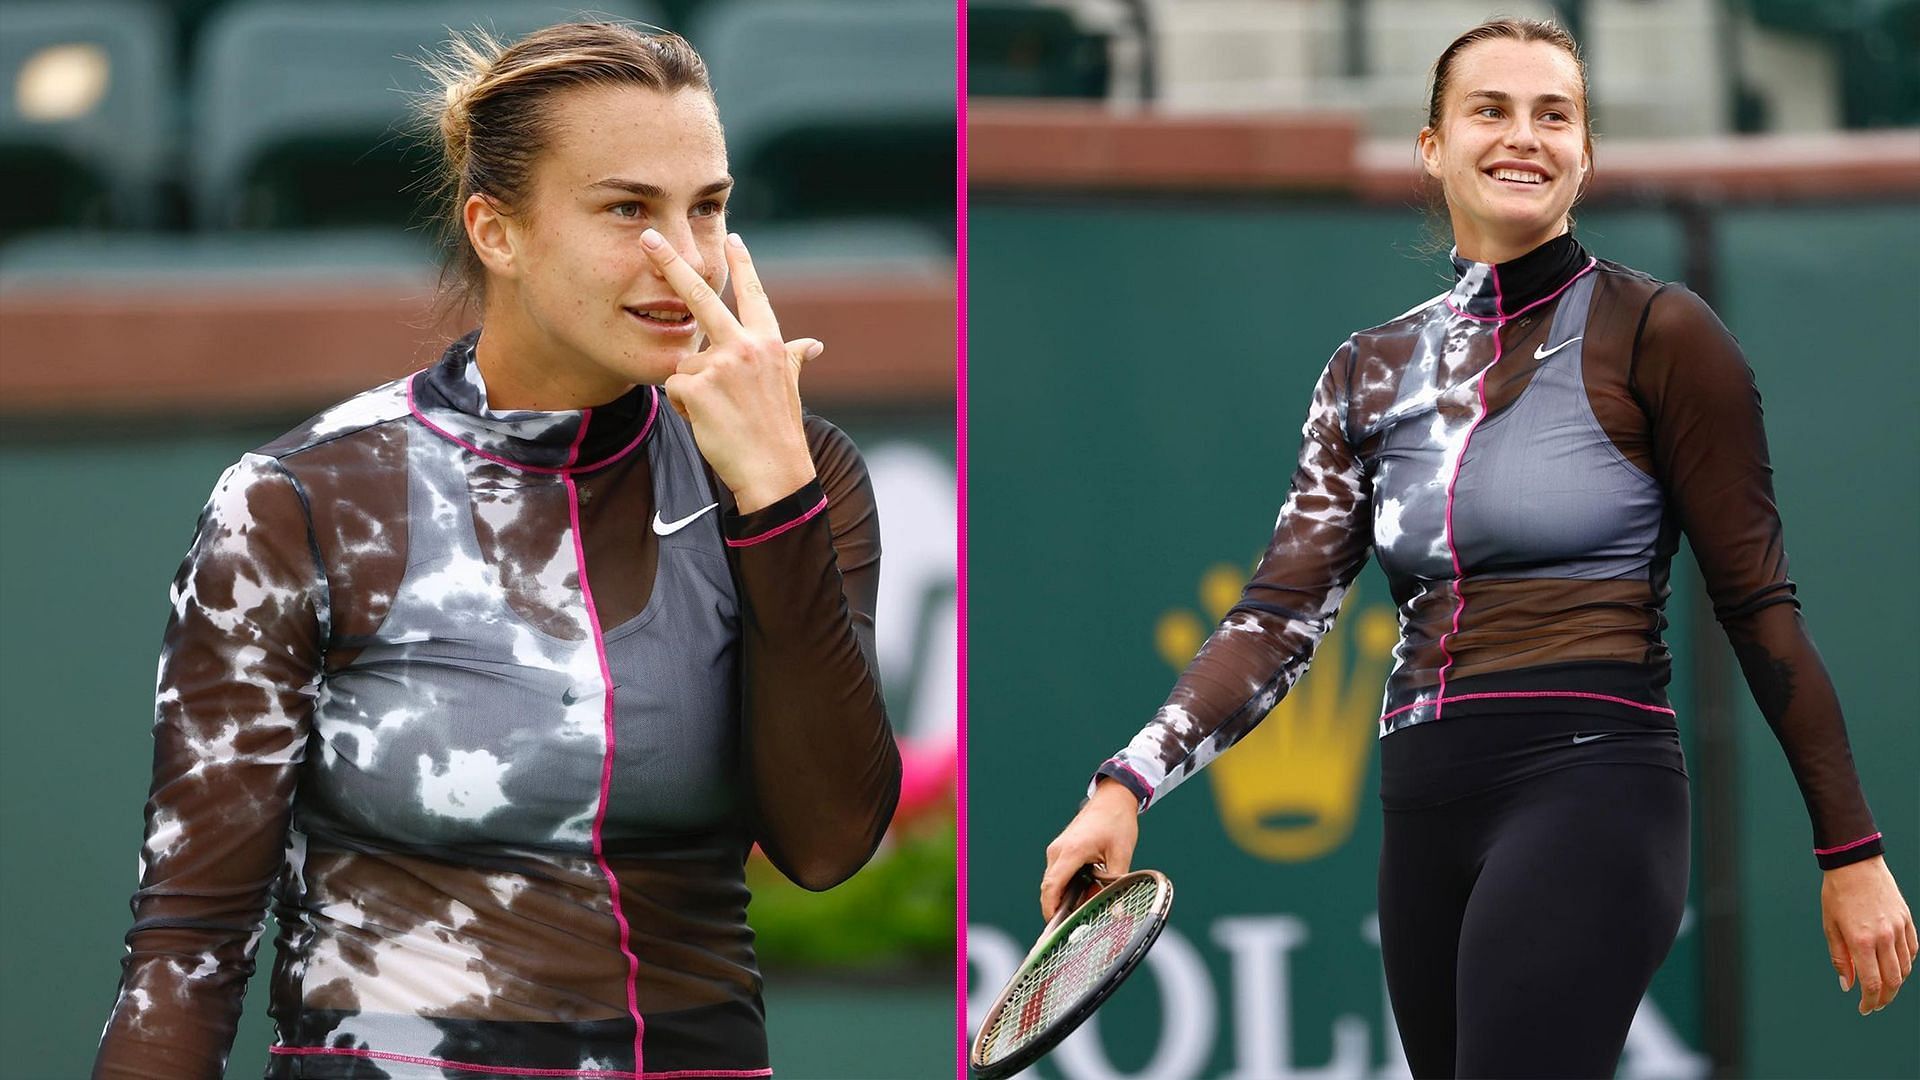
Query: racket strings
977,878,1163,1063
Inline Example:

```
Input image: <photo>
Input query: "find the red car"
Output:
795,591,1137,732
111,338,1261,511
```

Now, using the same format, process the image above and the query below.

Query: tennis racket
969,866,1175,1079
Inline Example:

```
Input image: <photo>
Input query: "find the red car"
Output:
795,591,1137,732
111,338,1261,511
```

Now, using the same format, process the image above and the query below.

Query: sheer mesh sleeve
1096,344,1374,809
94,454,325,1077
1634,286,1882,869
722,417,901,889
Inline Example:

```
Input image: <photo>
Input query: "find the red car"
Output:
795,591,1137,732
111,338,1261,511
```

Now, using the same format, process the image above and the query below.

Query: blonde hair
416,21,711,315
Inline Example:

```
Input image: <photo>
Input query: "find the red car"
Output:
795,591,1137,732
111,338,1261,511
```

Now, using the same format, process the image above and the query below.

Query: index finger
641,228,740,344
724,233,780,337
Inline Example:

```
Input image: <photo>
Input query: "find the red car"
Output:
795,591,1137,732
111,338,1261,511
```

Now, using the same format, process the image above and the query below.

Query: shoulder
1355,293,1445,340
254,373,415,462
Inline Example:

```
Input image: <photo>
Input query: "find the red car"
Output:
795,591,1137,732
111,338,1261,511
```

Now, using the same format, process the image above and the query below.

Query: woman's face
478,83,731,392
1419,38,1589,263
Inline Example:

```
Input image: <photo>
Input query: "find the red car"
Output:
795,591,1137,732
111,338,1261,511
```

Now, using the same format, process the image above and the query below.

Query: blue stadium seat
691,1,953,230
189,1,663,228
0,2,175,234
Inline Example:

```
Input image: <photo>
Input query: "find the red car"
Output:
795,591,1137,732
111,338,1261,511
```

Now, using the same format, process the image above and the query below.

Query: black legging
1376,707,1692,1079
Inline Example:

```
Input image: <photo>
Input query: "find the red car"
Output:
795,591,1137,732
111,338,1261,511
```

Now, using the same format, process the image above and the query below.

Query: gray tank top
1371,271,1663,589
304,401,741,850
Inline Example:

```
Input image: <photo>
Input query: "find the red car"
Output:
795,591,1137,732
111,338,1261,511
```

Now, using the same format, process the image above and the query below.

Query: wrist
730,457,817,515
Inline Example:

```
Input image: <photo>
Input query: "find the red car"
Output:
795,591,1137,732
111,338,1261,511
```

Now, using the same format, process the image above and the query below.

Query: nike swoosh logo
652,503,719,535
1534,336,1582,361
1571,733,1613,744
563,684,619,706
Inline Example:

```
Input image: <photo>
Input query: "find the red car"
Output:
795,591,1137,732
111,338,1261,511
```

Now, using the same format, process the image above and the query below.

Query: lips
1485,161,1549,187
623,303,697,336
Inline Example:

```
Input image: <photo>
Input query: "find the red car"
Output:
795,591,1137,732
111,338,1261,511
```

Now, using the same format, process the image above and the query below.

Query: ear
1417,127,1443,180
465,192,520,281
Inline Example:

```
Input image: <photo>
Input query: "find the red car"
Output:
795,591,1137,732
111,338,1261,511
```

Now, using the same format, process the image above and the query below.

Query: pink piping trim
1379,689,1680,724
1815,832,1883,856
1104,759,1157,804
407,374,659,475
956,14,975,1068
725,493,828,547
564,413,646,1075
266,1046,770,1079
1431,258,1600,721
954,10,972,1076
1442,257,1598,323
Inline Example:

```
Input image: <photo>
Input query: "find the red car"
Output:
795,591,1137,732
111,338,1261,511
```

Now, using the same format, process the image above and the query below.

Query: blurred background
967,1,1915,1078
0,1,954,1077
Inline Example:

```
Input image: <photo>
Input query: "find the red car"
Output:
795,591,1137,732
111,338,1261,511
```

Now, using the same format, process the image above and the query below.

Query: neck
1452,220,1570,267
474,294,635,411
1446,231,1590,319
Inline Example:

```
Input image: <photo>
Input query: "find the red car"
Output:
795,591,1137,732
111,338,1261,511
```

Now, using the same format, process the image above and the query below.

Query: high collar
407,330,659,473
1446,232,1590,319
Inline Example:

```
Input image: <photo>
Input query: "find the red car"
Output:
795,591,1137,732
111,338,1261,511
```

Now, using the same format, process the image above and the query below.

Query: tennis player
1040,17,1912,1077
94,22,900,1078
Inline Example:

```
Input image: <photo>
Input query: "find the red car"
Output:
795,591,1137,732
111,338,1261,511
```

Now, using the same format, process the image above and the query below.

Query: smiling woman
1040,15,1912,1080
92,22,902,1080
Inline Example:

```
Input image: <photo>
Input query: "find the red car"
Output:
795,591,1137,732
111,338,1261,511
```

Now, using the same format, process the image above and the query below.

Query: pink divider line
1379,689,1680,724
406,374,659,475
724,494,829,547
1433,263,1505,721
563,413,646,1075
1815,832,1884,855
954,4,971,1073
266,1046,768,1079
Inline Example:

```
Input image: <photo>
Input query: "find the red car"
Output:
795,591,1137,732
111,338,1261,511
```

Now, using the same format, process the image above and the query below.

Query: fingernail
641,229,663,249
727,232,745,248
804,341,824,360
1841,976,1849,991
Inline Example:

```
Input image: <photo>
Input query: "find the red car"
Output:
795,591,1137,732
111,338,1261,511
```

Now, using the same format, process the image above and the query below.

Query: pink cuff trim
269,1046,772,1079
726,493,829,548
1379,690,1678,724
1815,832,1883,856
1105,759,1156,802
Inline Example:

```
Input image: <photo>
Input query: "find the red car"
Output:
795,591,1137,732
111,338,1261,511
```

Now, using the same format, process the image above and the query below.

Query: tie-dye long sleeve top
1096,233,1882,871
94,332,901,1079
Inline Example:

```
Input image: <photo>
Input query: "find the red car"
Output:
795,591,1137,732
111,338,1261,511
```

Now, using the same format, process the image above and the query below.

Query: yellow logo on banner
1155,565,1396,863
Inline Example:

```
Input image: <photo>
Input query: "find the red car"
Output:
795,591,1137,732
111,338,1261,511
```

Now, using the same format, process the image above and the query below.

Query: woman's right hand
1041,778,1142,920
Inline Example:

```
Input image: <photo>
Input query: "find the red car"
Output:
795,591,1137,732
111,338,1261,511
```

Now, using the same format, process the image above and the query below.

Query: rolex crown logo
1155,565,1396,862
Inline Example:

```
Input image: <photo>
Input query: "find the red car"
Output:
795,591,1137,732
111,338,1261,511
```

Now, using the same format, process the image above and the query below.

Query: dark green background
0,413,952,1080
966,200,1917,1077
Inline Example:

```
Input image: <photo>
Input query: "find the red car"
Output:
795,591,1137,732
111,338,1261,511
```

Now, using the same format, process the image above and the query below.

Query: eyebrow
1464,90,1579,110
587,177,735,199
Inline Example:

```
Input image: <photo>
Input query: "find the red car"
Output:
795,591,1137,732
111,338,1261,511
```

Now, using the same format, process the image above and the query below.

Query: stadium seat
0,2,175,236
967,2,1112,99
690,1,954,233
190,1,663,229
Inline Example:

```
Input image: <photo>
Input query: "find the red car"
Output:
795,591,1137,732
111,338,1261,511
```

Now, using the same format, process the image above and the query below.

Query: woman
1040,17,1913,1077
93,23,900,1079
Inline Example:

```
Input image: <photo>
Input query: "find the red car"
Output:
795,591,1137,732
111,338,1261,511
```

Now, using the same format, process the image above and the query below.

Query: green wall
966,198,1915,1077
1716,205,1920,1078
0,414,951,1080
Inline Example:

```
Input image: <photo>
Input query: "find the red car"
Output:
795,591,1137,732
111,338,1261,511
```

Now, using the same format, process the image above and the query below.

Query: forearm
730,457,901,889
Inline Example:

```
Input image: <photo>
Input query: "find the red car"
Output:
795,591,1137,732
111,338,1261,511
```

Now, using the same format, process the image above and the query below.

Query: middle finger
724,233,781,338
641,228,741,345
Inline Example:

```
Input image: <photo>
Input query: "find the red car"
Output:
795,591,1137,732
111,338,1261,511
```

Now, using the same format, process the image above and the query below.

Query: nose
1504,113,1540,151
645,219,709,282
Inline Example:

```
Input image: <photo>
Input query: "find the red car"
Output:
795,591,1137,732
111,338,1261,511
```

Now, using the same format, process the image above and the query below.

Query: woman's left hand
1821,854,1917,1015
642,228,819,514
